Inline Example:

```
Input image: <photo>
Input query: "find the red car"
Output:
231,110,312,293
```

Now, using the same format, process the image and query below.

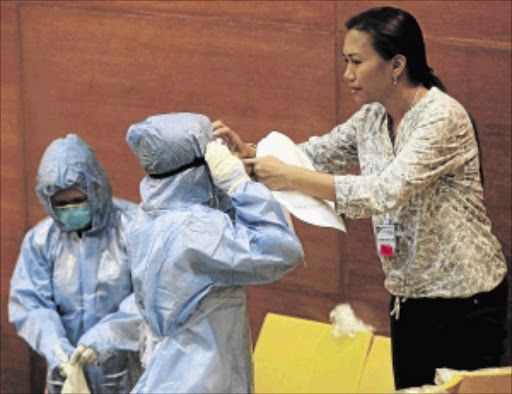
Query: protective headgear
126,113,224,213
55,203,92,231
126,113,211,176
36,134,113,234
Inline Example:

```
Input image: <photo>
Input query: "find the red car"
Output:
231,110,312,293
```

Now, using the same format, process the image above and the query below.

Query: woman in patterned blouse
213,6,509,391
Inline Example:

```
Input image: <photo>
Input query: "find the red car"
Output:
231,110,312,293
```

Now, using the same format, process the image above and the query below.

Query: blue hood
36,134,113,234
126,113,216,211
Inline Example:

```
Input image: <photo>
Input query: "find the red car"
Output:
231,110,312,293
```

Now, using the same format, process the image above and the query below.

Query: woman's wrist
284,164,302,190
286,165,336,200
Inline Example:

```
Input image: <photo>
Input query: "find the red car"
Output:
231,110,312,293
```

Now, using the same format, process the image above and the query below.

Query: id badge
375,224,397,257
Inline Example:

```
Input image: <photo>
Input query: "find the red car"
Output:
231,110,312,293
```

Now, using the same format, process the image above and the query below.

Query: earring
393,74,398,85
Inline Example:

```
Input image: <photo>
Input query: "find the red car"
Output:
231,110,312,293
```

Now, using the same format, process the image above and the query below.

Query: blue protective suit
125,113,305,393
8,134,143,393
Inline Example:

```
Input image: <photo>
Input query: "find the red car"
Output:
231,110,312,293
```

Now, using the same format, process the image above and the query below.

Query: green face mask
55,202,92,231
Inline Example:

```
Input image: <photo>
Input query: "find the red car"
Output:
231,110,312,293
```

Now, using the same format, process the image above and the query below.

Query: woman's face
342,29,394,106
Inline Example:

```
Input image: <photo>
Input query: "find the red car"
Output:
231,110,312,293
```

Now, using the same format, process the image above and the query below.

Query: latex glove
54,346,73,377
70,345,99,366
205,140,250,195
57,363,71,378
55,345,92,394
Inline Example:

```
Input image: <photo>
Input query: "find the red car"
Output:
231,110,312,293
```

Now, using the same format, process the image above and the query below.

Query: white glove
205,140,250,195
70,344,99,366
57,362,71,378
55,345,92,394
54,346,72,377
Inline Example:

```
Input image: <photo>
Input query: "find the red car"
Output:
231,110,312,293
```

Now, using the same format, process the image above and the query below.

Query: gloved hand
70,344,99,366
57,362,71,378
55,345,92,394
54,346,73,377
205,140,250,195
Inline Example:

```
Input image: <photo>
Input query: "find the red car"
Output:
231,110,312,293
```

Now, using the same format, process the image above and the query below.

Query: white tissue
329,303,374,338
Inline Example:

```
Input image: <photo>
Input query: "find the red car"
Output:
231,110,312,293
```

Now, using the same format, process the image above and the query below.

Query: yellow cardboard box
253,313,395,393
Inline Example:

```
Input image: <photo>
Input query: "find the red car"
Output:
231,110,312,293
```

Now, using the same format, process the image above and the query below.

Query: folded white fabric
257,131,346,232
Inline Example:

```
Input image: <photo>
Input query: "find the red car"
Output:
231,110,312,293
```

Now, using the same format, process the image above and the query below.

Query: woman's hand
245,156,336,200
212,120,256,158
243,156,293,190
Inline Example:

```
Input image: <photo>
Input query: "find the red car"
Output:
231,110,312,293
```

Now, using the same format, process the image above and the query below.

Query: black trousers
390,279,509,390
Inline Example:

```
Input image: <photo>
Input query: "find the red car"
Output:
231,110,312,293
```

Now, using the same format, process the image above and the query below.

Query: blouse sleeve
298,107,368,174
334,101,477,218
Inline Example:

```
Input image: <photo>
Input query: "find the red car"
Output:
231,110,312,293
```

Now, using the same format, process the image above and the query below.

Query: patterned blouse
300,87,507,299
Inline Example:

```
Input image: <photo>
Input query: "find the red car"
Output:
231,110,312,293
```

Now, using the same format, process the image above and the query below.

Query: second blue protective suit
8,134,143,393
125,113,304,393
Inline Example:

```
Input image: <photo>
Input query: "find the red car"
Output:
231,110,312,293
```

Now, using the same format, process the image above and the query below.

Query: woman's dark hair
345,7,446,92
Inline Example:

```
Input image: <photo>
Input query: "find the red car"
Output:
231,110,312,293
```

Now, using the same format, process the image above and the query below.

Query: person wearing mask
212,7,508,390
9,134,143,393
124,112,304,393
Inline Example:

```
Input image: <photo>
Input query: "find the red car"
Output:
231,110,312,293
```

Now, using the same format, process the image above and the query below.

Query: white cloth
257,131,346,232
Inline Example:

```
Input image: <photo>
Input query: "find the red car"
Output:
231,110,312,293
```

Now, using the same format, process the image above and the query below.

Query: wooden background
1,1,510,392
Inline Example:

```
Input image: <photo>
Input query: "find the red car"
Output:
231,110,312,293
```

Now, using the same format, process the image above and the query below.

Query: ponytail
423,66,446,92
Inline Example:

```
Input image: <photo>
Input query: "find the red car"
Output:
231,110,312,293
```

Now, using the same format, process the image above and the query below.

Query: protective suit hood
36,134,113,234
126,113,215,211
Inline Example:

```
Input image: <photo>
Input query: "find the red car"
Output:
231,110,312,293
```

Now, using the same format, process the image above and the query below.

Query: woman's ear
392,54,407,79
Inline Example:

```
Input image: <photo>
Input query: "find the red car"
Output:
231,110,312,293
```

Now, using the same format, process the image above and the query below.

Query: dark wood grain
1,1,510,392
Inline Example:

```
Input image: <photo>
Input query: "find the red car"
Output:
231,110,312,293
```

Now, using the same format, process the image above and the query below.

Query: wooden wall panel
277,222,343,297
20,3,336,223
0,2,31,393
1,1,510,392
246,285,340,340
0,243,32,394
339,218,388,331
466,46,511,256
1,3,25,244
336,0,511,42
32,0,336,32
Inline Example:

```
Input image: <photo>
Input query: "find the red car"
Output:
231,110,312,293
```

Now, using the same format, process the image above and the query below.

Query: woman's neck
385,84,424,134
